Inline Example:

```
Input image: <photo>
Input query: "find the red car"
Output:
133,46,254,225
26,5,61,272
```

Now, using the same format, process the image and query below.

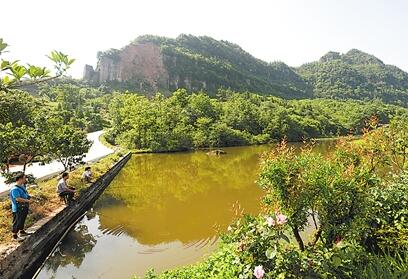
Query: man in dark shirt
9,173,32,241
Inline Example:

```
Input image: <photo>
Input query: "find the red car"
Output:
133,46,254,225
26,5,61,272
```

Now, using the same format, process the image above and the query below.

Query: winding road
0,131,113,194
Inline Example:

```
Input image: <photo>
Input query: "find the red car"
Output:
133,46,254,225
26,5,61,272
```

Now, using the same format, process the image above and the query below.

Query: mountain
84,35,408,105
297,49,408,105
83,34,312,98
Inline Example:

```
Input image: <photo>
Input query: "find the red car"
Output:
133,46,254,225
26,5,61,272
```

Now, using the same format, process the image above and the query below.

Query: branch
311,228,322,247
2,74,62,91
58,155,67,171
7,75,62,89
292,227,305,251
311,211,318,230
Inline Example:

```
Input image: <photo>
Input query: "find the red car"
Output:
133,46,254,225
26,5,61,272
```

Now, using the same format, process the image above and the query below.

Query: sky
2,0,408,78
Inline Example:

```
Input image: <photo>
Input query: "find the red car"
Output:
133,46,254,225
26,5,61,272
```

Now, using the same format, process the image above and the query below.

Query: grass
0,152,124,245
363,251,408,278
99,130,117,150
99,130,154,154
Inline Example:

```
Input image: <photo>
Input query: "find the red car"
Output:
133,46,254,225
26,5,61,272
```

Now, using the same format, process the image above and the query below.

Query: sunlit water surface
37,142,333,279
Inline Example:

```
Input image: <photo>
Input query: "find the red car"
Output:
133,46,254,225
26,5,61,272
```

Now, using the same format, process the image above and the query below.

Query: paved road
0,131,113,193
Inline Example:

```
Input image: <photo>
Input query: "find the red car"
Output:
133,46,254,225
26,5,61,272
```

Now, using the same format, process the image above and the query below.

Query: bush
135,116,408,279
365,172,408,253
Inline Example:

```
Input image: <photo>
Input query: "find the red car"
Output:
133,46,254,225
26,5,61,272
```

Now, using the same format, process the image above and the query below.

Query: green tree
0,91,48,172
45,119,91,170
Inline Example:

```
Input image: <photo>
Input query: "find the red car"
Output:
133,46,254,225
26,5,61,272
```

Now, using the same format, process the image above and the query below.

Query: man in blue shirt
9,173,32,241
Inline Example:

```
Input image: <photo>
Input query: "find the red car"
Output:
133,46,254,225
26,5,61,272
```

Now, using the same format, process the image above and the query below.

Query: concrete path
0,131,113,194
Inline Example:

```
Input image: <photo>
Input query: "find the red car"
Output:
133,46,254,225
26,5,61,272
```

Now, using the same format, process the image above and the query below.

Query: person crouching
56,172,76,205
81,166,93,184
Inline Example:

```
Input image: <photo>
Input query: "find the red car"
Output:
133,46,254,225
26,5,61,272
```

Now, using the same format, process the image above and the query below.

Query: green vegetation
0,90,91,172
0,152,124,244
0,38,125,247
0,38,74,92
2,36,408,277
99,35,312,98
38,83,111,132
107,89,407,152
0,40,91,173
298,49,408,105
140,117,408,279
95,35,408,105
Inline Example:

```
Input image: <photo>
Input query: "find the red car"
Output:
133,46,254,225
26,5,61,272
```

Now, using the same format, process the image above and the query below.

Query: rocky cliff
84,42,169,92
84,34,408,104
84,35,312,98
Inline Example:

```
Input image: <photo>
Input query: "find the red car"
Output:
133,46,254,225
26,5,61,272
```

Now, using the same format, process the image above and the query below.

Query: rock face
84,42,169,91
83,64,98,83
84,35,312,98
84,35,408,104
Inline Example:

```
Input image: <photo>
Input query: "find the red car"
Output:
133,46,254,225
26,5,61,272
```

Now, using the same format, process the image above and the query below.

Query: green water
37,142,333,279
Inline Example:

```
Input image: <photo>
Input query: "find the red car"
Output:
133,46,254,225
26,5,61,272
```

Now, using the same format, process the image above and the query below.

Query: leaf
0,39,8,53
1,60,10,70
331,256,342,268
265,247,277,259
11,64,27,80
279,233,290,243
2,75,10,85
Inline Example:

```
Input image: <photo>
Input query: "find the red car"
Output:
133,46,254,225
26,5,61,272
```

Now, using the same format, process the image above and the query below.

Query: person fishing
9,173,32,241
56,172,76,204
81,166,93,184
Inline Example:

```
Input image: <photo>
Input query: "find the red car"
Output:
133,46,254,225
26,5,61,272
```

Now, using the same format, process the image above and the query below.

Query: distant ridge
298,49,408,104
84,34,408,105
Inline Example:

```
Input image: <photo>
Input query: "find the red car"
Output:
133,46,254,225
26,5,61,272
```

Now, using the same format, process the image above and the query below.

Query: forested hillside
140,35,312,98
85,35,408,105
297,49,408,104
86,35,311,98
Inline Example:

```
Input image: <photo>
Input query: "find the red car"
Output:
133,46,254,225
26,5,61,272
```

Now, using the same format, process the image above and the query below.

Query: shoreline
119,135,348,155
0,153,131,279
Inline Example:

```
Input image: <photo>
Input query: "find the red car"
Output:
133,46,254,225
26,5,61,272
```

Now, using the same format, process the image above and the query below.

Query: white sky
2,0,407,78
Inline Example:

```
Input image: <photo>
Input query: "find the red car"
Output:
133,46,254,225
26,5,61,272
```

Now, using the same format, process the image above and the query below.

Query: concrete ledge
0,152,131,279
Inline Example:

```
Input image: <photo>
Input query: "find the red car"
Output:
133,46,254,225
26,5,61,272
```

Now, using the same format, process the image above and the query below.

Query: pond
36,142,334,279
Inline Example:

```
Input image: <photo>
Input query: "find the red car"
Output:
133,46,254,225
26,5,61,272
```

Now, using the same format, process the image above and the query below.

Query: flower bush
140,117,408,279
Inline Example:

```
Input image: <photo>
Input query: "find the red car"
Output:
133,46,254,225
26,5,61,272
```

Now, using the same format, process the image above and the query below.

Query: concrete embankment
0,152,131,279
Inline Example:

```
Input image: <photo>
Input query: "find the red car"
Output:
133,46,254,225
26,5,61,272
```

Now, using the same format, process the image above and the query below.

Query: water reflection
94,145,268,245
36,142,334,279
39,216,97,278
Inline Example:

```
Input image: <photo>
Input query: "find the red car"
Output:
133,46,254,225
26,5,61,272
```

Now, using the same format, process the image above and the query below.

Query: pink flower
253,265,265,279
227,226,233,231
276,213,287,225
266,216,275,227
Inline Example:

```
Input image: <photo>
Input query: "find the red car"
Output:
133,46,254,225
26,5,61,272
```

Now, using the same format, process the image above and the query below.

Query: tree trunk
292,227,305,251
6,158,10,173
311,228,322,247
312,212,318,229
59,156,68,171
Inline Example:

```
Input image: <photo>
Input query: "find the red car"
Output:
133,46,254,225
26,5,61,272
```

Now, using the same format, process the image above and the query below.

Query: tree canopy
107,90,408,152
